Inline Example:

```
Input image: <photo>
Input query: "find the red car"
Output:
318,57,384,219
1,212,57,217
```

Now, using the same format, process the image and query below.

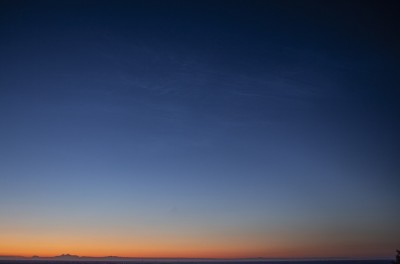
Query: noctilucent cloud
0,0,399,259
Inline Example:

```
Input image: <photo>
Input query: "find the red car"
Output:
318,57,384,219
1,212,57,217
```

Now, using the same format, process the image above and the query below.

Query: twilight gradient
0,0,399,259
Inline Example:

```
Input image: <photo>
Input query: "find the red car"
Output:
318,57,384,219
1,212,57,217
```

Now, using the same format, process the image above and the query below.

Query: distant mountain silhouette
53,254,80,260
392,250,400,264
1,253,392,262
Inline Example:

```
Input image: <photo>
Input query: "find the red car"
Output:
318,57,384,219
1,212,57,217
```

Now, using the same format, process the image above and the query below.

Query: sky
0,0,399,259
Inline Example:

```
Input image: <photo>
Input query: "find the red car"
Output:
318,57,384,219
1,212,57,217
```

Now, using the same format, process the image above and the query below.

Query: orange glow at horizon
0,215,395,259
0,233,394,259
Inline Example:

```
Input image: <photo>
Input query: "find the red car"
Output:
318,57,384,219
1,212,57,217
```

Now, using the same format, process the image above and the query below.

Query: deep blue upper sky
0,0,399,258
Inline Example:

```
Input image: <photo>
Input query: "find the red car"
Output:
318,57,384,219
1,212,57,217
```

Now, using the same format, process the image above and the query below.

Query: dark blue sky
0,0,399,258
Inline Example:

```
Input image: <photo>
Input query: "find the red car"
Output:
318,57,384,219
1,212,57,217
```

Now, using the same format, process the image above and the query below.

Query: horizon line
0,254,392,261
